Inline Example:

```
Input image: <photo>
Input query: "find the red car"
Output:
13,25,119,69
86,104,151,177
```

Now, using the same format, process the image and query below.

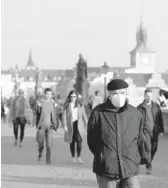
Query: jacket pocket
93,153,105,174
20,117,26,124
127,146,141,165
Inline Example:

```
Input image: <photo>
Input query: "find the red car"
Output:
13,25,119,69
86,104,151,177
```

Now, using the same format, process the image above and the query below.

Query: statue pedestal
147,73,168,88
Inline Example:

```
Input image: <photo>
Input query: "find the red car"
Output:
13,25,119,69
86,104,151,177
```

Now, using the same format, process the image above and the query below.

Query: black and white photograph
1,0,168,187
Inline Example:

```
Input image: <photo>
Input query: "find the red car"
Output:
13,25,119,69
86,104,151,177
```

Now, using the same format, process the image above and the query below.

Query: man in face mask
108,88,127,109
87,79,144,188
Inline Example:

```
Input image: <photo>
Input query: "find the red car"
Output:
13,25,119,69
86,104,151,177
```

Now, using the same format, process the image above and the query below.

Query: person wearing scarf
62,90,88,164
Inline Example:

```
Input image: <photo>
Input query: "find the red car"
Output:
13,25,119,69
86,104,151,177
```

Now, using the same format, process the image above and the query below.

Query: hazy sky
1,0,168,71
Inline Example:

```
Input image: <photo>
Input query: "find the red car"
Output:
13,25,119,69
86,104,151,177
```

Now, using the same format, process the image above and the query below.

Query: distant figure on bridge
137,89,164,174
36,88,58,164
62,90,88,164
87,79,143,188
92,90,103,109
10,89,31,147
55,94,64,128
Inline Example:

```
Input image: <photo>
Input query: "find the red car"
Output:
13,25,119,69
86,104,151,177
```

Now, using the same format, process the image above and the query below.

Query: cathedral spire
27,49,34,67
25,49,36,70
136,17,147,47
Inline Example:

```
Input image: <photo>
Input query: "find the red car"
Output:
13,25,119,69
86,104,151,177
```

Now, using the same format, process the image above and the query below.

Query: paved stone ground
1,124,168,188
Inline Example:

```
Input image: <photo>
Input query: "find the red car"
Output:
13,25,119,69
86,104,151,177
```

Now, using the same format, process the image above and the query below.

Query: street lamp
13,68,20,97
101,62,109,102
35,68,42,102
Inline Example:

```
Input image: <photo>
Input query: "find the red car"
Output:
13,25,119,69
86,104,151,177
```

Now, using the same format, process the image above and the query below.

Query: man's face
45,91,52,100
144,92,153,103
108,88,127,108
18,91,24,97
108,89,127,100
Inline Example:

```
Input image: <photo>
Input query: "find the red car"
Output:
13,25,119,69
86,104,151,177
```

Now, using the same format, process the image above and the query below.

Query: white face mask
111,94,126,108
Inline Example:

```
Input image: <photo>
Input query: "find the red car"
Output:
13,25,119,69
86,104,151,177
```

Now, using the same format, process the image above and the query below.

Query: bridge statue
74,54,90,106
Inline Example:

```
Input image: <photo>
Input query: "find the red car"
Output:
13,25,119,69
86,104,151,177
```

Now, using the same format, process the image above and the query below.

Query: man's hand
159,133,164,137
50,125,57,131
27,122,32,126
64,127,68,132
141,133,146,141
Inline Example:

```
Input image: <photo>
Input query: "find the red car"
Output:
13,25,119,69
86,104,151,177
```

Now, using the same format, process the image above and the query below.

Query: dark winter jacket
87,99,144,180
137,101,164,136
137,101,164,164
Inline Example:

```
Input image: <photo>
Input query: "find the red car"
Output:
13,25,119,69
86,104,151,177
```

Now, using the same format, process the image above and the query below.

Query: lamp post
13,68,20,98
101,62,109,102
35,68,41,102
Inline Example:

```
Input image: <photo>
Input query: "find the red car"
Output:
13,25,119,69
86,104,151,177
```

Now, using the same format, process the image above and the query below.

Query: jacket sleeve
136,106,146,144
138,114,145,145
87,109,102,155
36,106,42,128
51,105,58,130
157,105,164,133
55,113,60,130
137,112,148,164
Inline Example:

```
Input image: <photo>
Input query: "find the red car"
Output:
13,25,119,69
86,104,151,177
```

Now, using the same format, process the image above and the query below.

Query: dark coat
137,101,164,136
137,101,164,164
87,99,144,180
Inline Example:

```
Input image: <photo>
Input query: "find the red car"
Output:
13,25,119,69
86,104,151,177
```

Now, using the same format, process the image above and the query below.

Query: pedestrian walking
36,88,58,164
55,94,64,128
137,89,164,174
10,89,31,147
87,79,144,188
62,90,88,164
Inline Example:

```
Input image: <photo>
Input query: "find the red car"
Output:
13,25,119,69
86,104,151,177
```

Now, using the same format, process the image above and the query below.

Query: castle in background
1,19,168,99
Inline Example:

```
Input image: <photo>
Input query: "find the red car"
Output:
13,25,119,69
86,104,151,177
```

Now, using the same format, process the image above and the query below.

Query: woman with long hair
62,90,88,164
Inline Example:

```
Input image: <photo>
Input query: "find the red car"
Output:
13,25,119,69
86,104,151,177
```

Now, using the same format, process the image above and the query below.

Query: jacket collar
140,100,154,108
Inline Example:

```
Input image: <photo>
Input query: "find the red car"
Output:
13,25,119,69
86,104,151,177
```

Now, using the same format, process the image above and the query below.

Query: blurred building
1,20,168,99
